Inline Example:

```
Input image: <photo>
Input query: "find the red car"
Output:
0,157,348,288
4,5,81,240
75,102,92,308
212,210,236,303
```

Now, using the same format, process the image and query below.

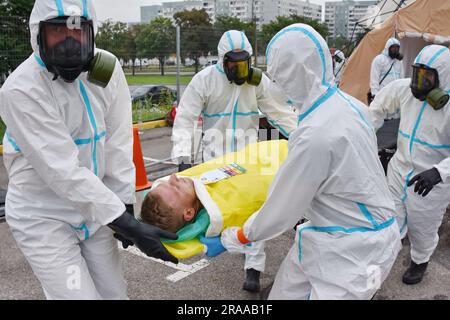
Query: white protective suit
171,30,297,163
369,45,450,265
171,30,297,273
0,0,134,299
333,50,345,86
370,38,404,96
222,23,401,300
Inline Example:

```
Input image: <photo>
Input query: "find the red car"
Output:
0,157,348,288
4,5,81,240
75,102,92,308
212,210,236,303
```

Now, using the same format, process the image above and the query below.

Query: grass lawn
126,74,193,85
132,104,172,123
123,66,196,73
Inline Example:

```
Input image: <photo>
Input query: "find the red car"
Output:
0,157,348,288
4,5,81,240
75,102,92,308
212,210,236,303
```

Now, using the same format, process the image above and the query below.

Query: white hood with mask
217,30,253,68
382,37,401,57
29,0,98,57
265,23,335,117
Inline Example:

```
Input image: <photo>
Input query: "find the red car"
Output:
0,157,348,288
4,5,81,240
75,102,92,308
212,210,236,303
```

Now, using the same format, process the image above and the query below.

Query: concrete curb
0,120,169,156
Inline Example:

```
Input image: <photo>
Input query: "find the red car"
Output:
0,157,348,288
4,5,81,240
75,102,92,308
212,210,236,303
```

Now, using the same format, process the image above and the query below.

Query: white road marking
119,244,211,282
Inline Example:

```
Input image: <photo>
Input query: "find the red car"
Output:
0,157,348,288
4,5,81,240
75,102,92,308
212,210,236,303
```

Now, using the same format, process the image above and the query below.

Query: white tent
360,0,416,30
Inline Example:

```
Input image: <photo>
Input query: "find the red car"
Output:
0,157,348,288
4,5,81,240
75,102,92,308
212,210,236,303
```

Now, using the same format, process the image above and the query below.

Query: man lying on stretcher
139,140,288,263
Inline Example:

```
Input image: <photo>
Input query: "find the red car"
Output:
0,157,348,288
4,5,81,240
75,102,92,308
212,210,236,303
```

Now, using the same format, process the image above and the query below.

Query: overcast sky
93,0,377,23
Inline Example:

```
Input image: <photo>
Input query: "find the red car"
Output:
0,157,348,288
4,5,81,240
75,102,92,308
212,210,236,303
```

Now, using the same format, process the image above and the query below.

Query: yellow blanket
161,140,289,259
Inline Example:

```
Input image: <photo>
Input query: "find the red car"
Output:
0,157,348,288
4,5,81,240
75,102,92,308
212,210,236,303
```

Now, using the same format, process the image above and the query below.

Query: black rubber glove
178,162,192,172
108,209,179,264
407,167,442,197
114,233,134,249
114,204,135,249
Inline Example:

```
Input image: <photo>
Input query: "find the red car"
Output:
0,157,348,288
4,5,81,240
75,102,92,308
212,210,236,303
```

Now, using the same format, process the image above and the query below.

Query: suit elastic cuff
433,164,449,184
237,228,250,245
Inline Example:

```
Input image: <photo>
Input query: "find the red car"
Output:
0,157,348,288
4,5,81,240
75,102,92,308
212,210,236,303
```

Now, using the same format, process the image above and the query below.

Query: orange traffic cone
133,127,152,191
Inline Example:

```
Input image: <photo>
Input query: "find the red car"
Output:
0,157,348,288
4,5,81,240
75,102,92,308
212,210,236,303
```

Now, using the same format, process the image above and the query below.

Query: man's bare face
153,174,197,211
44,25,85,48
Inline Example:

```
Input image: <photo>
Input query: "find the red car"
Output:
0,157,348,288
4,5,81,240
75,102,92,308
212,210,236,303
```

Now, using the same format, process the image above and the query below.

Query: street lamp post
252,0,258,67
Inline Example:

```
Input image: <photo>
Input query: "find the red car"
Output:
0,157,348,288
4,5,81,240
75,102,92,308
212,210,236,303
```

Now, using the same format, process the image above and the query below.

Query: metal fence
0,16,32,85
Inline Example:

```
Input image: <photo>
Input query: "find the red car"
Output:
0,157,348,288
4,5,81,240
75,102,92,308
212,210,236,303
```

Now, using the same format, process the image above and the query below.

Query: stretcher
142,140,289,259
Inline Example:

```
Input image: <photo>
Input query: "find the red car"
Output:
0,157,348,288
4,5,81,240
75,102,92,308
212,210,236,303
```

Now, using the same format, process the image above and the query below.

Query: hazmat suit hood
29,0,98,56
414,44,450,91
335,49,345,61
265,23,334,115
333,50,345,74
217,30,253,66
383,38,401,57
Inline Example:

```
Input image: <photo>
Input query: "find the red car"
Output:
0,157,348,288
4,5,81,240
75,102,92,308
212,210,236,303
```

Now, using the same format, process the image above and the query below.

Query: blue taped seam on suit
202,112,258,118
357,202,379,228
79,81,99,176
409,101,428,155
82,0,89,18
215,64,225,74
226,32,235,51
34,54,46,67
399,129,450,149
267,117,289,138
297,218,395,262
74,131,106,145
5,132,21,152
426,47,447,67
231,99,238,152
336,89,372,131
298,86,337,123
55,0,65,16
400,170,414,234
71,223,90,240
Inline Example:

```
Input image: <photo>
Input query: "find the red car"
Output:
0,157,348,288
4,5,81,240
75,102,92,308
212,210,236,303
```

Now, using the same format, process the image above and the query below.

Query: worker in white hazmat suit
0,0,178,300
369,45,450,285
171,30,297,166
369,38,404,106
220,23,402,300
171,30,297,292
332,49,345,86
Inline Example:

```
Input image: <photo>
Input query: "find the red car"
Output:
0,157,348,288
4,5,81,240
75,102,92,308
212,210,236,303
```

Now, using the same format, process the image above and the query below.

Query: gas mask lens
410,64,449,110
411,64,438,94
224,50,251,85
39,16,94,82
232,60,250,79
388,44,403,60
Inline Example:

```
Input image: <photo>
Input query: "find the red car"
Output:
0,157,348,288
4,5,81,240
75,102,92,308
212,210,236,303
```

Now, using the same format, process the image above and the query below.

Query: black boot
402,261,428,285
243,268,261,292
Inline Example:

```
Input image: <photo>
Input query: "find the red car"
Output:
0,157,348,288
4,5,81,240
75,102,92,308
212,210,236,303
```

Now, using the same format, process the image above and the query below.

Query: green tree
0,0,34,16
123,24,145,76
96,20,146,75
174,9,214,73
259,15,329,55
328,36,348,52
0,0,34,84
95,20,129,60
136,17,175,76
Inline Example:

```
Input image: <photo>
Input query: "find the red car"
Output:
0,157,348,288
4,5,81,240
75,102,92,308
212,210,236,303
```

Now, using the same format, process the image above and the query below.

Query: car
131,85,177,104
202,60,218,69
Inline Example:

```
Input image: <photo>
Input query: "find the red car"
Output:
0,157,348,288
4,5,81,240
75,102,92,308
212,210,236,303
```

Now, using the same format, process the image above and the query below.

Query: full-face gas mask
223,50,262,86
388,44,403,61
38,16,115,87
410,63,449,110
